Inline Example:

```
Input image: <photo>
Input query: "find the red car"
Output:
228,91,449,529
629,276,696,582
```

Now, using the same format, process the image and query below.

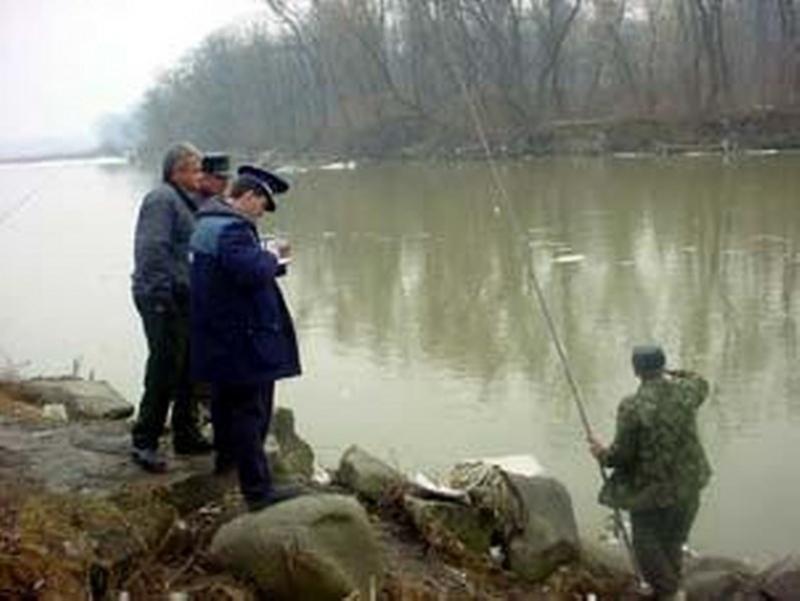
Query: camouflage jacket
598,372,712,511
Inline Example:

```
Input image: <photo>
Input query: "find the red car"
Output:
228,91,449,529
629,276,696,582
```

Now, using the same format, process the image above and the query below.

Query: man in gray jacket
131,142,212,472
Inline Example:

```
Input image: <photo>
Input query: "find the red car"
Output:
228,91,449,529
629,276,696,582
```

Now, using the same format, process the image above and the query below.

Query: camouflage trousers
630,494,700,599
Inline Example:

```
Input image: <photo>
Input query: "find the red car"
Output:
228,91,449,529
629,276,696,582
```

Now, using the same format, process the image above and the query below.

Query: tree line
132,0,800,158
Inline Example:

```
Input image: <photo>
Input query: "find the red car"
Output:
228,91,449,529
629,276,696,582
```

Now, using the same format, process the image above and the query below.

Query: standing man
588,346,711,601
197,152,232,204
131,142,213,473
189,165,302,510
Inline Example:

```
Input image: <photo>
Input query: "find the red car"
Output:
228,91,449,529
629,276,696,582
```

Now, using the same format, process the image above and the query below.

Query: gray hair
161,142,201,183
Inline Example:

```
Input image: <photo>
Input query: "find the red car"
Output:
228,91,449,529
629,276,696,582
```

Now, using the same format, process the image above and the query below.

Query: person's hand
666,368,690,378
588,434,606,460
264,238,291,262
275,240,291,260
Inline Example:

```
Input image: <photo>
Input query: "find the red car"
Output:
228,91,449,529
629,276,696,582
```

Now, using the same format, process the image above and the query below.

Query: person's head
228,176,273,220
227,165,290,220
161,142,202,192
631,345,666,379
198,153,232,198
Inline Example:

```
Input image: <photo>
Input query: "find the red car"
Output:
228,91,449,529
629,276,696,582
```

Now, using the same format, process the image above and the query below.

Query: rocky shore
0,378,797,600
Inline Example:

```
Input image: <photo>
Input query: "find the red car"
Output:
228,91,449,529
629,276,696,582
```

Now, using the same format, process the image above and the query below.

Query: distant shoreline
0,153,129,169
0,149,126,166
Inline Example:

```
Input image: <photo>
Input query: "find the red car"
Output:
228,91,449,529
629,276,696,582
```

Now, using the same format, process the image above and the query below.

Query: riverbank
5,110,799,171
1,377,798,599
93,108,800,170
242,108,800,164
0,378,629,599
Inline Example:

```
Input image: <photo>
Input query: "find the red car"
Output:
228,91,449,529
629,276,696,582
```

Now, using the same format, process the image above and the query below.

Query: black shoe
247,484,308,512
131,446,168,473
173,434,214,456
213,454,236,475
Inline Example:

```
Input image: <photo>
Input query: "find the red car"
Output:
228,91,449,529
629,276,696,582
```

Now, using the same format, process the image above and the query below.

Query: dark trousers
211,381,275,504
631,495,700,598
132,296,198,449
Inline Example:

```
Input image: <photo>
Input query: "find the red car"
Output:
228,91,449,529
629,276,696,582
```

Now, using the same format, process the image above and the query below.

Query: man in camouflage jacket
589,345,711,600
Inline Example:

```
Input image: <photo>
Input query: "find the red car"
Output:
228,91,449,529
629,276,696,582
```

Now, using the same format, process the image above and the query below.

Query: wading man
131,142,213,472
189,165,302,510
588,346,711,601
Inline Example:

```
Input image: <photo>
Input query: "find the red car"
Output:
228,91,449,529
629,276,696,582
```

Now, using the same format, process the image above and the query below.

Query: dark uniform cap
236,165,290,197
632,345,666,373
201,153,232,177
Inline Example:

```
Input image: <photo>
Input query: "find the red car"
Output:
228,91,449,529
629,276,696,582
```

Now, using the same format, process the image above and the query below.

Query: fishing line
0,188,40,229
438,23,642,580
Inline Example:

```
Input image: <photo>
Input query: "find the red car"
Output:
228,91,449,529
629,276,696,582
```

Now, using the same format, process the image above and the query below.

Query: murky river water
1,155,799,564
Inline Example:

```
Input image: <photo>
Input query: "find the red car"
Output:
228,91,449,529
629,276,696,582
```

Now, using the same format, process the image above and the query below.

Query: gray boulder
684,555,759,601
446,460,579,582
581,539,635,579
403,495,494,554
267,407,314,482
210,494,384,600
18,378,133,421
757,555,800,600
504,473,581,582
336,445,406,502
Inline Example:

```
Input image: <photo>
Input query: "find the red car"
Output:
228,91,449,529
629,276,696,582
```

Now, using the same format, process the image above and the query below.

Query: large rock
447,459,580,582
210,494,383,600
757,555,800,600
505,473,581,581
268,407,314,482
16,377,134,421
684,555,760,600
403,496,495,554
336,445,406,502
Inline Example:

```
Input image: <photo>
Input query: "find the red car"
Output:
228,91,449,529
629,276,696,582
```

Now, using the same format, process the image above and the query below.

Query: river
1,154,798,564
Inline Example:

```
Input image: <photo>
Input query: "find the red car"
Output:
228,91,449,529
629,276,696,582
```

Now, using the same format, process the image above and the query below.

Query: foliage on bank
129,1,800,159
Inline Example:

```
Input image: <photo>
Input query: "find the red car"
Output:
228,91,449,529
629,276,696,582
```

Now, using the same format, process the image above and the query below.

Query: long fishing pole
0,188,39,229
439,27,642,581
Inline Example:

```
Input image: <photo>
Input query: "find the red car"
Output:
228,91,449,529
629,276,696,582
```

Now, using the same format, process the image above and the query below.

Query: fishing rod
0,188,40,229
439,29,642,582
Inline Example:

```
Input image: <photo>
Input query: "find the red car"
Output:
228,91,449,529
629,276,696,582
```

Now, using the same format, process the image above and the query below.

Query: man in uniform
197,152,232,204
131,142,213,472
588,345,711,600
189,164,302,510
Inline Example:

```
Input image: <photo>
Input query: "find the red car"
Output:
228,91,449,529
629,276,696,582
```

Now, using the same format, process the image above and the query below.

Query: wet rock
581,539,635,579
447,460,580,582
505,474,581,582
268,407,314,482
336,445,406,502
16,377,134,421
684,555,760,600
210,494,383,600
403,495,495,554
757,554,800,600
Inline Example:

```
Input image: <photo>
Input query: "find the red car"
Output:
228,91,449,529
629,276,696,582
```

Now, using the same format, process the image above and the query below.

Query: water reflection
286,158,800,435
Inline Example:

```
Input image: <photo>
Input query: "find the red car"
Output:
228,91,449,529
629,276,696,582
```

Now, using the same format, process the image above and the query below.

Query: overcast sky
0,0,264,151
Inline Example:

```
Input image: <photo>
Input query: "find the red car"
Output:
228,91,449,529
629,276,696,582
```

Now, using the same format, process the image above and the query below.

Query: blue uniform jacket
189,198,301,384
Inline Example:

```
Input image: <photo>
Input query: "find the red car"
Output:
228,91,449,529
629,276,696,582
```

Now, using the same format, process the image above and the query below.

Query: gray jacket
131,183,198,306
